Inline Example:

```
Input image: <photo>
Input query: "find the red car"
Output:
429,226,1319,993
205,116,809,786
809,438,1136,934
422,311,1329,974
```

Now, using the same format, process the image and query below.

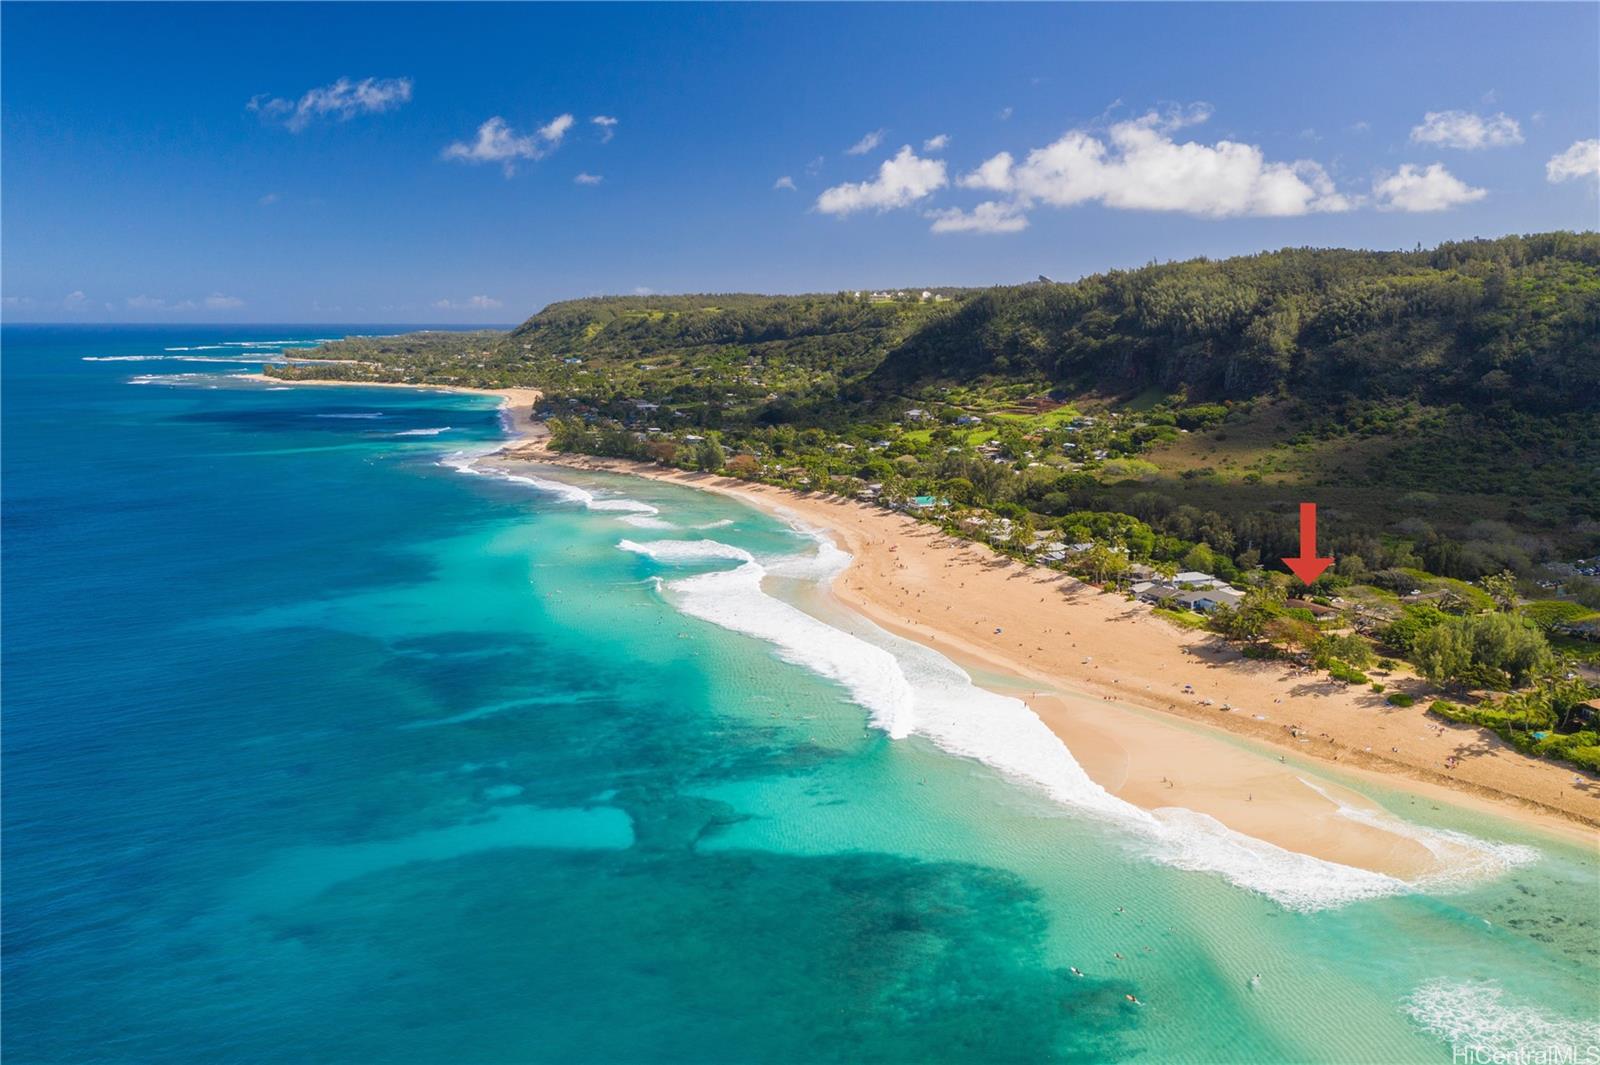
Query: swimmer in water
1125,994,1142,1005
1070,967,1084,977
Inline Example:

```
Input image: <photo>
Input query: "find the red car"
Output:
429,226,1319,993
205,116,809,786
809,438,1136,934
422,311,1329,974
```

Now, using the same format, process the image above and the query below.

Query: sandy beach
240,376,1597,870
492,438,1599,866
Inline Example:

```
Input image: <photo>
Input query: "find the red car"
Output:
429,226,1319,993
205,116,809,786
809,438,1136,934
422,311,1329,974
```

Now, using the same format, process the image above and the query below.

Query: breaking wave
437,455,660,518
618,530,1542,912
1405,979,1600,1060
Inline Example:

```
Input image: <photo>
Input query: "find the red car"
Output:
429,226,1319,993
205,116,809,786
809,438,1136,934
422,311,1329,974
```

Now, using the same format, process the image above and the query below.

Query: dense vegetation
267,233,1600,773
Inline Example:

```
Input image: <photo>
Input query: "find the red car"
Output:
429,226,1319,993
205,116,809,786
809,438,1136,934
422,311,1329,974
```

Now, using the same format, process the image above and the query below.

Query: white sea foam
618,538,755,565
315,412,386,420
129,372,213,385
618,514,675,529
442,460,661,517
626,532,1543,912
1301,779,1539,887
639,545,918,738
695,518,735,530
89,353,283,364
1405,979,1600,1061
394,426,454,437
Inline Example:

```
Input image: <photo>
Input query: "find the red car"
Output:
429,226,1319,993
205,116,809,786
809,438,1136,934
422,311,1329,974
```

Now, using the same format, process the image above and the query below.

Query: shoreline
237,373,545,440
500,441,1599,855
235,376,1596,863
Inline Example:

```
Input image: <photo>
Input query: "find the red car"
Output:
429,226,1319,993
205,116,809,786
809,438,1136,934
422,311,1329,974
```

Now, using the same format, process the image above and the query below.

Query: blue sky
3,2,1596,324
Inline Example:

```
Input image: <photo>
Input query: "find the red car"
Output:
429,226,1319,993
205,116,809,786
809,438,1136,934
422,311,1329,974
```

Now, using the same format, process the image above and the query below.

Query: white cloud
845,129,885,155
1409,110,1523,150
125,295,167,310
1546,139,1600,183
632,286,654,296
249,76,412,133
997,106,1014,121
773,175,797,191
958,151,1016,192
205,293,244,309
1,295,36,309
956,109,1352,220
591,114,618,142
434,295,504,310
927,201,1030,234
574,172,603,185
805,155,825,176
815,146,948,216
442,114,575,176
922,133,950,152
540,114,575,143
62,290,89,311
1372,163,1486,212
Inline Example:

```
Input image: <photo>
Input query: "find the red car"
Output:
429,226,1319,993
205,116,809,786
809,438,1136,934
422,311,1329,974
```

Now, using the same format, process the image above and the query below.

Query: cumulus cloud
1546,139,1600,183
434,295,503,310
815,146,948,216
574,172,603,185
845,129,885,155
205,293,244,309
442,114,575,176
248,76,412,133
62,290,89,310
957,151,1016,192
997,106,1014,121
773,175,797,191
591,114,618,142
922,133,950,152
1,295,36,309
954,108,1352,221
926,201,1030,234
1410,110,1523,150
125,295,168,310
1372,163,1486,211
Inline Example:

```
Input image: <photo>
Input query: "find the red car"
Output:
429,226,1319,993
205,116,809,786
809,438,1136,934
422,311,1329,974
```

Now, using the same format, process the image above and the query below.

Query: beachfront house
1180,587,1246,613
1135,573,1244,613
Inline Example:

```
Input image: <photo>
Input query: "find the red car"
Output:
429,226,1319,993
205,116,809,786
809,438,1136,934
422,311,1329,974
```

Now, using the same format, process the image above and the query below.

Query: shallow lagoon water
3,326,1596,1063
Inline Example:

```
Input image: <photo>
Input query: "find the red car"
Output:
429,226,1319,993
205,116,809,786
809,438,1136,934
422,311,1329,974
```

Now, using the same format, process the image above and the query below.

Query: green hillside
268,233,1600,575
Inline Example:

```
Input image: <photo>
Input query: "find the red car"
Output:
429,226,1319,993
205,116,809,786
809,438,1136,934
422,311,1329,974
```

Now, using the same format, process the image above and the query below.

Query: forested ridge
865,233,1599,413
272,232,1600,567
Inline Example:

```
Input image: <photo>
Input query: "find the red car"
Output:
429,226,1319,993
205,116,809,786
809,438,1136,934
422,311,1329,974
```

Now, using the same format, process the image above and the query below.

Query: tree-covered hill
268,232,1600,572
866,233,1600,414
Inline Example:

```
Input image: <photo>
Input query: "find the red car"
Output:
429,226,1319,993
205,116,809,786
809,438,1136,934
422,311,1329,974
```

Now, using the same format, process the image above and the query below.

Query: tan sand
502,444,1599,865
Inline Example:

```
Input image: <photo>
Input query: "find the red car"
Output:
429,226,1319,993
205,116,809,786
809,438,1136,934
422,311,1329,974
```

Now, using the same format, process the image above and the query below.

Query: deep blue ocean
3,325,1597,1064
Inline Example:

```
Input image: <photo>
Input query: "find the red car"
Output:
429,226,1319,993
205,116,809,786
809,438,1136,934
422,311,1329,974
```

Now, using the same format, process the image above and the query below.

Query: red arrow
1283,502,1333,585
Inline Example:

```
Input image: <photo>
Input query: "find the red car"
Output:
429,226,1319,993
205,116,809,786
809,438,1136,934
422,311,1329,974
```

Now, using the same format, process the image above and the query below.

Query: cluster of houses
1132,573,1247,614
856,290,949,303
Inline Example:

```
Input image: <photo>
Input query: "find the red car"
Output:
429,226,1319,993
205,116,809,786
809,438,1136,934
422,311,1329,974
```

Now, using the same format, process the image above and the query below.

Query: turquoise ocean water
3,325,1596,1064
